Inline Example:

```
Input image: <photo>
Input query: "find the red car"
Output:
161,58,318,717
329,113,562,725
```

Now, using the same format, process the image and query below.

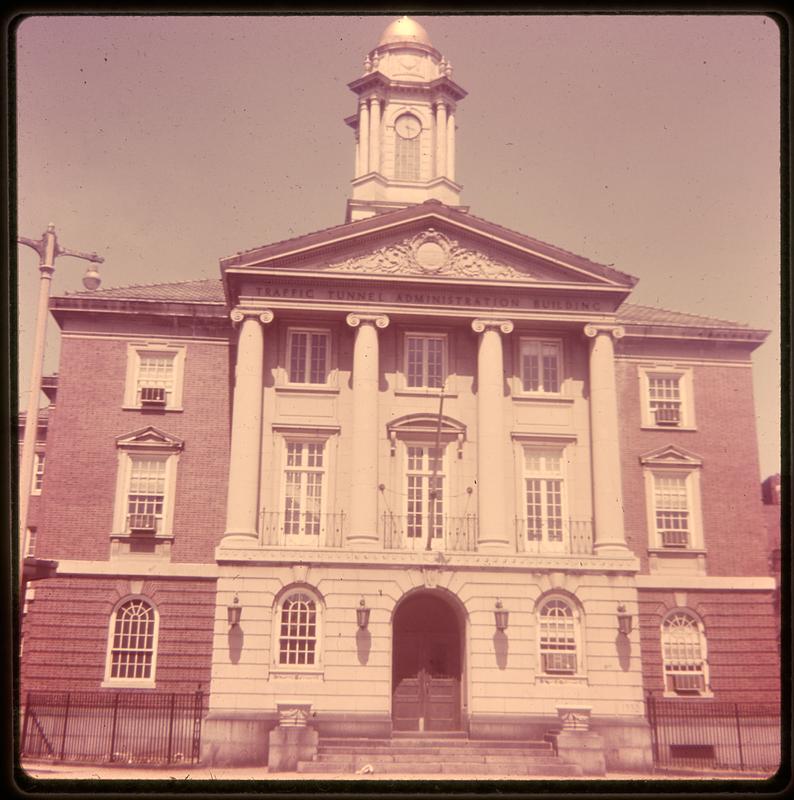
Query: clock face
395,114,421,140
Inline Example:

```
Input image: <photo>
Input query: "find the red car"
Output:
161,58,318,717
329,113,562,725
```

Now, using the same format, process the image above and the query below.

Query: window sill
662,691,714,700
647,548,706,556
111,532,175,541
512,393,573,404
394,389,458,399
275,384,339,395
122,405,183,413
640,424,696,432
101,679,156,689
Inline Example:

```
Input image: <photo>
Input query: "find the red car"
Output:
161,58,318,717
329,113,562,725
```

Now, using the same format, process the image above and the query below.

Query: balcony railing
260,511,346,547
514,518,593,555
382,513,478,552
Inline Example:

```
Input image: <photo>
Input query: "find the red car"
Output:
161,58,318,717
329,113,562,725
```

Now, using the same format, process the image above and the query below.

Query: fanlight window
662,612,707,694
108,599,156,681
538,598,578,675
279,592,318,666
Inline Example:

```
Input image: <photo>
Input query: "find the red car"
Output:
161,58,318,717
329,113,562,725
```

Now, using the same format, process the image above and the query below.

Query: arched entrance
392,591,463,732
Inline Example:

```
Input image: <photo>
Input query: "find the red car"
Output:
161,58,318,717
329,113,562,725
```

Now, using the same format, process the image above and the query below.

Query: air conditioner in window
654,406,681,425
140,386,167,406
541,652,576,674
128,514,157,533
670,673,705,693
661,529,689,548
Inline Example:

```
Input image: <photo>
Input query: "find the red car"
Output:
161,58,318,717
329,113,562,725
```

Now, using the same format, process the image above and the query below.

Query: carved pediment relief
639,444,702,467
115,426,184,451
324,229,562,282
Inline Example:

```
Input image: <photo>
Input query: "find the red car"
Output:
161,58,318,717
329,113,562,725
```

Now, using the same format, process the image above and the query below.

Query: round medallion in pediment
411,229,451,273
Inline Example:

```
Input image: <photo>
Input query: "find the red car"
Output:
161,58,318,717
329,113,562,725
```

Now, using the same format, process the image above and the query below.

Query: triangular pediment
639,444,703,467
221,203,637,289
116,426,184,451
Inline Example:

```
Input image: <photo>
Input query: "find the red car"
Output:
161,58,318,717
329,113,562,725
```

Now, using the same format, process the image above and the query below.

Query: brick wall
616,359,768,576
637,589,779,704
37,332,231,564
20,577,217,695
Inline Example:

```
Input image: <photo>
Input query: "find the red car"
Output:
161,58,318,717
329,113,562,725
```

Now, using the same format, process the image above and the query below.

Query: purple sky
15,14,780,478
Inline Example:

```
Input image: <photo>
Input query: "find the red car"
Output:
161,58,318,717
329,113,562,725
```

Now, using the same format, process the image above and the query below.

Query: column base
219,532,260,549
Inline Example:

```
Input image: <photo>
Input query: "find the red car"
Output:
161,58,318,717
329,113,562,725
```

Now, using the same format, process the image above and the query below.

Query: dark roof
61,277,759,333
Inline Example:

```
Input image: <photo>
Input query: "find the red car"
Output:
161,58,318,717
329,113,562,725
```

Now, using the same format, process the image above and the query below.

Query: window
406,445,444,543
538,597,579,675
520,447,566,552
519,339,561,394
124,343,186,410
111,427,183,556
278,591,318,666
639,367,695,428
32,452,45,494
104,598,158,685
24,526,37,558
394,113,421,180
405,334,446,389
282,441,325,542
641,445,704,559
662,611,708,695
287,330,330,385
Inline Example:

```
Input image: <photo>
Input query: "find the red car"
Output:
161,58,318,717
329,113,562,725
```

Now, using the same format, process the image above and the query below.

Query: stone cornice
214,545,640,574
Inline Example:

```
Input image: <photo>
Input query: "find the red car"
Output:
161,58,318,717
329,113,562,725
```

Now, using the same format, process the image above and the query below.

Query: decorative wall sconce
617,604,633,636
494,598,509,631
356,597,371,629
227,595,242,628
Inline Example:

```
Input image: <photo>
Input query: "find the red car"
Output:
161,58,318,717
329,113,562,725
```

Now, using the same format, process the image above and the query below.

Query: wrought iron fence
514,519,593,555
382,513,478,552
260,511,346,547
20,690,205,765
645,694,780,773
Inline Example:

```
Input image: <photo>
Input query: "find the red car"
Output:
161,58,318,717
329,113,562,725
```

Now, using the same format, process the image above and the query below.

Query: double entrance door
392,594,461,732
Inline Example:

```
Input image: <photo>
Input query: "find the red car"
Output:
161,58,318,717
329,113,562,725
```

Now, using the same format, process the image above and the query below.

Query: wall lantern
617,604,633,636
494,599,509,631
227,595,242,628
356,597,371,629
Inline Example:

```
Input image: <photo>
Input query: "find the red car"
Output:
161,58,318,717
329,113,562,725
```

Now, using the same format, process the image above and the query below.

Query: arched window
662,611,708,695
278,591,318,666
105,599,157,683
394,113,421,180
538,597,579,675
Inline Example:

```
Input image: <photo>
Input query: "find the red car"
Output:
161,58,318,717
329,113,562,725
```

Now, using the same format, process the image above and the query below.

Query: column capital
584,323,625,340
346,312,390,329
434,99,448,110
471,318,514,335
230,308,274,326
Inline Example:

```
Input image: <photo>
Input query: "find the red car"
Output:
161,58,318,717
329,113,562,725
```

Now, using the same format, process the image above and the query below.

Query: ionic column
472,319,514,552
584,323,630,556
346,313,389,547
435,101,448,178
224,309,273,542
446,107,456,182
368,96,381,174
358,99,370,175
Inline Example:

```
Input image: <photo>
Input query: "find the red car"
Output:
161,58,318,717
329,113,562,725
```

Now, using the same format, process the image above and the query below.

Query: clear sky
15,13,780,478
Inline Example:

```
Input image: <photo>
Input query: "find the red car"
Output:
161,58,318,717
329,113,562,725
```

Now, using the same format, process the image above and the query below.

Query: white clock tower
345,16,468,221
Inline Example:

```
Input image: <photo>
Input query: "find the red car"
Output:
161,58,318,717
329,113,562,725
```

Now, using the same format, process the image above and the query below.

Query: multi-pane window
279,592,317,666
24,526,37,558
648,374,682,426
662,612,707,694
394,131,421,180
406,445,444,541
523,448,564,545
288,330,329,384
32,452,46,493
136,352,176,405
127,457,166,533
654,474,690,548
520,339,561,394
283,442,325,538
539,598,578,674
108,599,156,681
405,334,445,389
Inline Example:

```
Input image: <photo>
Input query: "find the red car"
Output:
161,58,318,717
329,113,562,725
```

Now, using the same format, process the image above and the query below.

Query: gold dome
377,16,432,47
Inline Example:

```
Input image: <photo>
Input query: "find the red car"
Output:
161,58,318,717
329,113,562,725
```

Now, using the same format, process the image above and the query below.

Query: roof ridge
619,301,750,328
67,276,220,297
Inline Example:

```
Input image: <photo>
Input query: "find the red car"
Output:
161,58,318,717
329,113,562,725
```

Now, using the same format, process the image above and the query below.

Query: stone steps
296,734,583,776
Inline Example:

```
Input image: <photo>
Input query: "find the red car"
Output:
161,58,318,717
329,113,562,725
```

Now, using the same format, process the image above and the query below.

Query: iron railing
645,694,780,773
382,514,478,552
514,519,593,555
20,690,205,765
260,511,346,547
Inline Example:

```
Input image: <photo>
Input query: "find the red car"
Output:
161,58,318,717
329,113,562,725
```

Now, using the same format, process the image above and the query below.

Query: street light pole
17,223,103,561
